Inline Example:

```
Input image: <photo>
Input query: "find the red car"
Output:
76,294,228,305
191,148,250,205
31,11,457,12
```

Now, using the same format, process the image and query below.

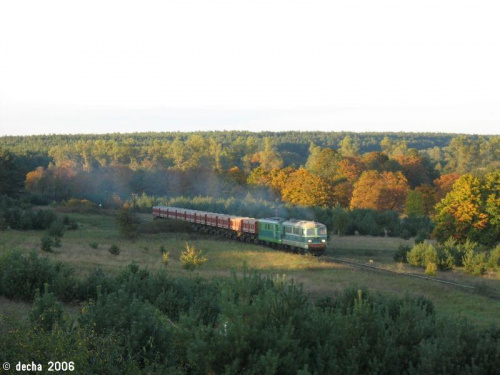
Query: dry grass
1,211,500,327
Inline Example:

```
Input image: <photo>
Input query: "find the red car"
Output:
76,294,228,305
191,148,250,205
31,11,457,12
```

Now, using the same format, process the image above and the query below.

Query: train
152,206,328,255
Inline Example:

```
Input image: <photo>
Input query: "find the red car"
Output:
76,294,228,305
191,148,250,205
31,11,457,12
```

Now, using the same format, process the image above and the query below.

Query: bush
407,242,437,267
41,235,53,252
414,230,428,244
108,244,120,256
488,245,500,270
47,220,65,238
393,244,411,263
180,243,207,271
400,229,411,240
78,290,174,366
425,262,438,276
117,208,139,239
53,236,61,248
89,242,98,249
0,251,58,301
29,285,64,331
462,250,487,276
162,252,170,266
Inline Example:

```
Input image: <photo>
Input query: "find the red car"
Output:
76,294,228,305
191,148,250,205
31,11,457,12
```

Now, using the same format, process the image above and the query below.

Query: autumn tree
350,171,410,212
434,173,460,202
281,168,334,207
432,171,500,245
393,152,432,188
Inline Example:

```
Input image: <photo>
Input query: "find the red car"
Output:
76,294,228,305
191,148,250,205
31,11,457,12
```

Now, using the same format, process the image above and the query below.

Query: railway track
323,256,500,298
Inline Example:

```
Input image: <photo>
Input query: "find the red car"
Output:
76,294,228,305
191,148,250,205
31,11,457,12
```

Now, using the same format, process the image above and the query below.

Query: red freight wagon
167,208,177,219
206,213,218,227
185,210,196,223
217,214,230,229
152,206,160,217
195,212,207,225
229,216,247,232
159,206,169,218
175,208,187,221
242,218,258,234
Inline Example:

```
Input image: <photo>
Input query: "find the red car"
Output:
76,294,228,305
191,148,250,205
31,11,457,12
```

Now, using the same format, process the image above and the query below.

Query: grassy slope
1,211,500,327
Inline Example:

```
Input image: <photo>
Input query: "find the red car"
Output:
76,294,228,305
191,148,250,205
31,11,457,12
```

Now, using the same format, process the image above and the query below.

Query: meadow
1,210,500,328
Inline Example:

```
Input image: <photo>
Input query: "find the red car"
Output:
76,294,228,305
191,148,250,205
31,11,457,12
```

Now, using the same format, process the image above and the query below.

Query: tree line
1,132,499,245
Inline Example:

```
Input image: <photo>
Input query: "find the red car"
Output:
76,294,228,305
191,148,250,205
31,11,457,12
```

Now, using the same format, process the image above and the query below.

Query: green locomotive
258,217,327,254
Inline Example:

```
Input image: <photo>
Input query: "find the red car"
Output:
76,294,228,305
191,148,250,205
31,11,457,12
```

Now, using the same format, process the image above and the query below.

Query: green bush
407,242,437,267
29,285,64,331
400,229,411,240
41,235,53,252
462,250,487,276
108,244,120,256
414,230,429,244
393,244,411,263
488,244,500,270
89,242,98,249
0,251,57,301
47,220,65,238
78,290,174,366
117,208,139,239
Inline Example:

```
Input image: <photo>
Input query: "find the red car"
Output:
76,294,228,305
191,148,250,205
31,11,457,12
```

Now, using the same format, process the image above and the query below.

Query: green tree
117,208,140,239
338,135,360,157
405,190,425,216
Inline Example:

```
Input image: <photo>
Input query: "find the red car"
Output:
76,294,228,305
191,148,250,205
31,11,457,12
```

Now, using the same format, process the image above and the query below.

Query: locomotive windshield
317,227,326,236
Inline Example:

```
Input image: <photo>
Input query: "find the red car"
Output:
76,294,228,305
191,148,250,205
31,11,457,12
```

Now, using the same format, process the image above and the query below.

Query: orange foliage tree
350,171,410,212
434,173,460,202
280,168,334,207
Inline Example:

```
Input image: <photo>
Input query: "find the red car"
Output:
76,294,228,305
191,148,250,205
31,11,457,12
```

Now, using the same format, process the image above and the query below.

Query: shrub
407,242,437,267
47,220,65,238
414,230,428,244
488,245,500,270
0,251,57,301
425,262,438,276
162,252,170,266
41,235,53,252
78,290,174,366
117,208,139,239
29,285,64,331
393,244,411,263
400,229,411,240
108,244,120,256
53,236,61,248
89,242,98,249
436,246,455,271
462,250,487,276
160,245,166,254
180,243,207,271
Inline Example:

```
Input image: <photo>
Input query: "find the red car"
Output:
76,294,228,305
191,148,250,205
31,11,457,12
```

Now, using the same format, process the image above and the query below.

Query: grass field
1,211,500,327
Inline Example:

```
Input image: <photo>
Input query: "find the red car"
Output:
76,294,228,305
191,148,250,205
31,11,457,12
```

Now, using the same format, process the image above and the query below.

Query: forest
1,131,499,245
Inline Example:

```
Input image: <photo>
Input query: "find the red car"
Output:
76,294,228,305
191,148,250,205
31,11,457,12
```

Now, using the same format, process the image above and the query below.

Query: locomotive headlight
321,239,326,243
307,240,312,243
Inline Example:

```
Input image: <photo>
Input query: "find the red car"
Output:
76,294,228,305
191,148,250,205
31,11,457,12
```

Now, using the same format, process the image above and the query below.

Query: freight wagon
153,206,327,255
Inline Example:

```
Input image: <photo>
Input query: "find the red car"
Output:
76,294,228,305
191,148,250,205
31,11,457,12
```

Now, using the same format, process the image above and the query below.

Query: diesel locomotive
153,206,327,255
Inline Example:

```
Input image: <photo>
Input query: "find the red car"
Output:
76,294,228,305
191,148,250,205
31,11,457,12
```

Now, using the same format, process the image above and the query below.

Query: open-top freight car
153,206,327,255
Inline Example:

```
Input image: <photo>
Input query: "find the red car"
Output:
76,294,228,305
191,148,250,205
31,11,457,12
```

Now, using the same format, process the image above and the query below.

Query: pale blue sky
1,0,499,135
